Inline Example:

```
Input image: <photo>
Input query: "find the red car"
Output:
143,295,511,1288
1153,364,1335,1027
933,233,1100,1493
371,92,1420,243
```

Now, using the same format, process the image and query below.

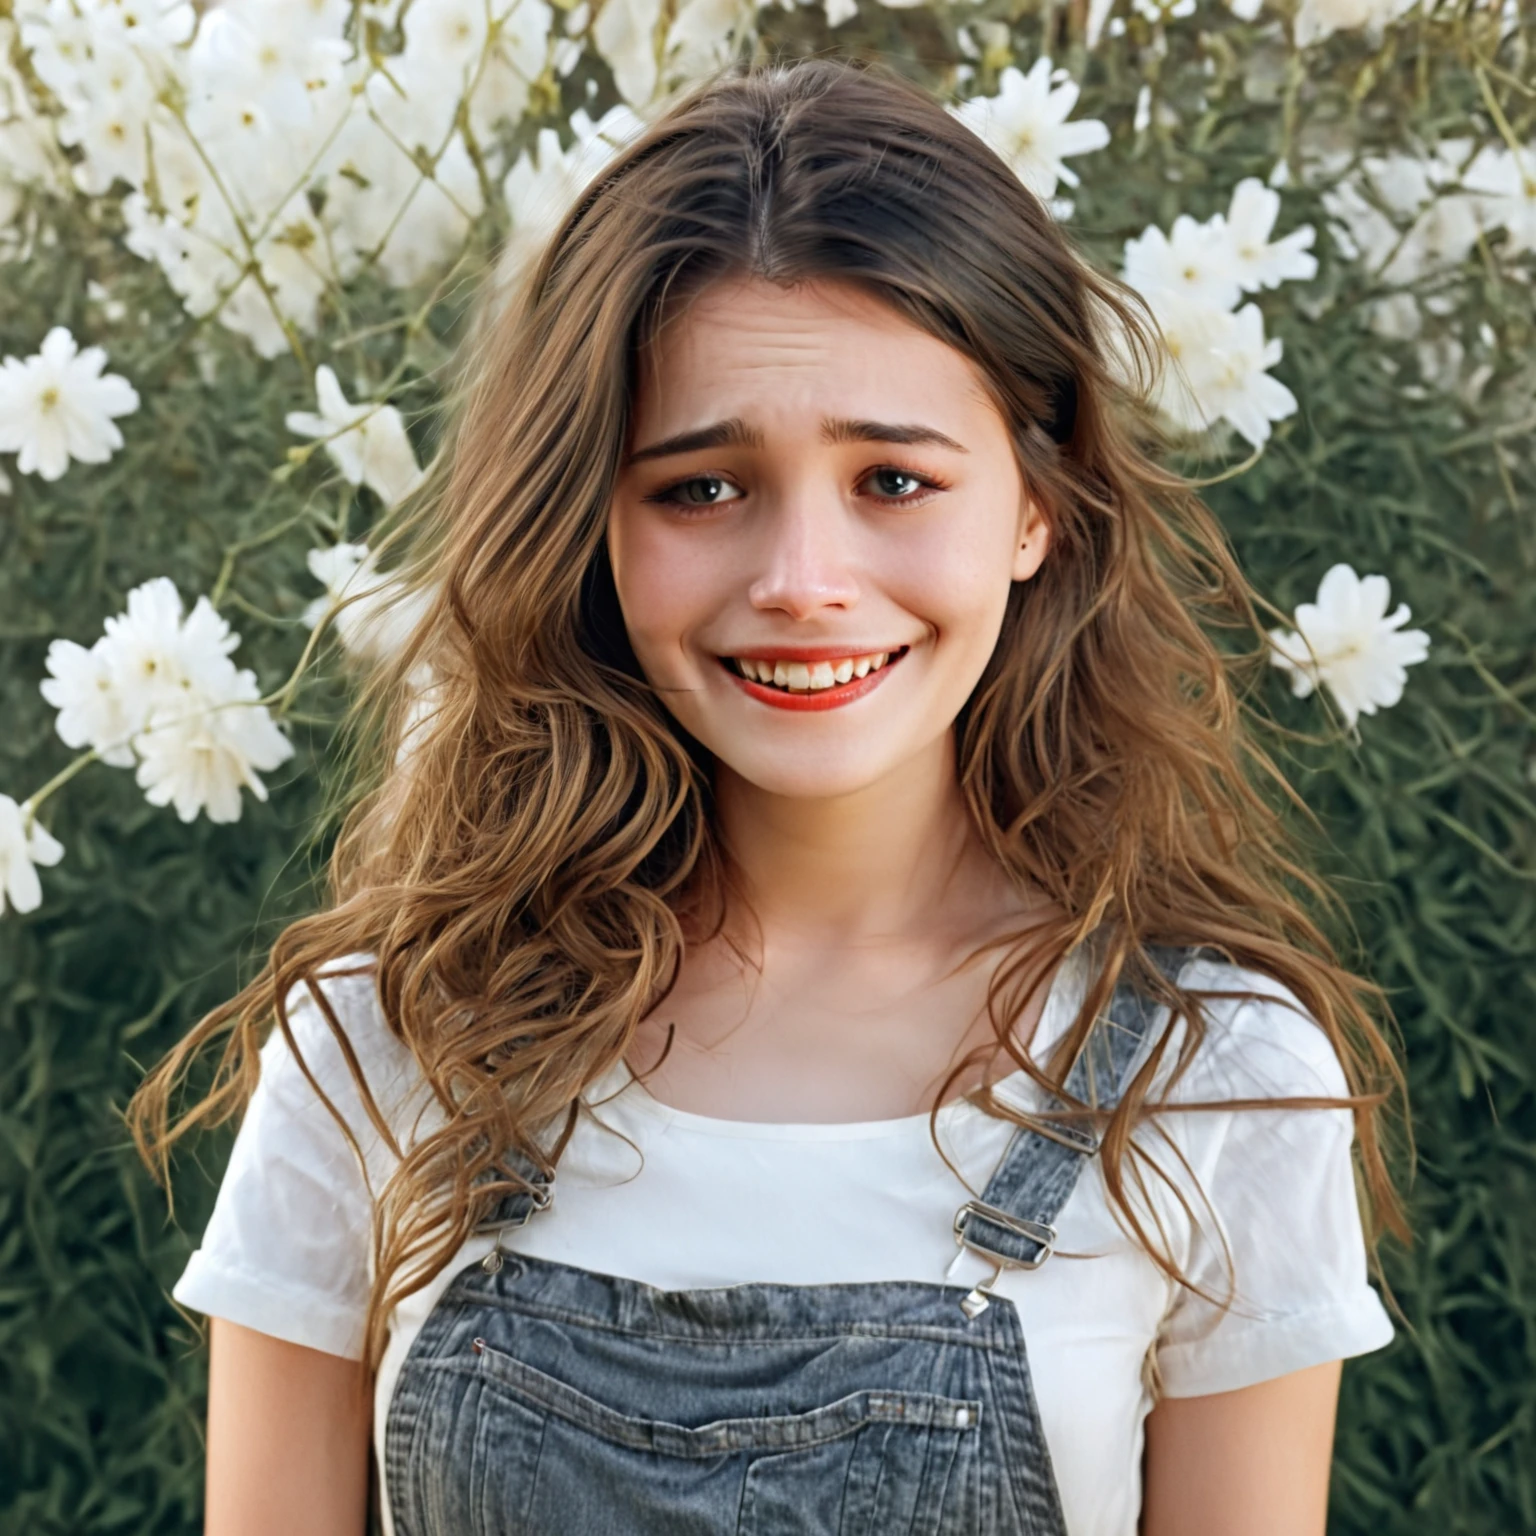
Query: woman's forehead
630,276,1000,437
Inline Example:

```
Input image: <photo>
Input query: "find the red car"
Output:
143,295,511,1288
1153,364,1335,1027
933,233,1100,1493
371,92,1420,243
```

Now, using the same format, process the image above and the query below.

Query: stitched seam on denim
437,1294,1019,1351
987,1304,1067,1532
384,1313,437,1534
431,1355,982,1458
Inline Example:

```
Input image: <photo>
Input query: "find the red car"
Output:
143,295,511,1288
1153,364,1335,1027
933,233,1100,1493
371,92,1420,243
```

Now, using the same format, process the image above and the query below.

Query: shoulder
272,950,392,1063
1156,949,1351,1106
1142,950,1395,1391
262,951,423,1132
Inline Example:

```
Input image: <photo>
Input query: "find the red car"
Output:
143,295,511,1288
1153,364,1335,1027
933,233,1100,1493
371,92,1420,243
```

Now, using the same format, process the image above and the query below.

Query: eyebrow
626,416,763,464
823,418,969,454
626,415,969,464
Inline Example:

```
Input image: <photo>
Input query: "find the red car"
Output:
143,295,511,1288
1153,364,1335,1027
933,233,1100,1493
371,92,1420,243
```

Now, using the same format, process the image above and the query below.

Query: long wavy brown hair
128,57,1405,1374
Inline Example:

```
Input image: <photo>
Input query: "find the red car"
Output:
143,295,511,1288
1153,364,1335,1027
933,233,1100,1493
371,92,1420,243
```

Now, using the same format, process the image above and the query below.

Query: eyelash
644,464,950,514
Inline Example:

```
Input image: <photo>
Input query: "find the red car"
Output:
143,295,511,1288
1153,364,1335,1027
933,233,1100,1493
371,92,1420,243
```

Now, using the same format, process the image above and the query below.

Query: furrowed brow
627,417,765,464
821,418,970,453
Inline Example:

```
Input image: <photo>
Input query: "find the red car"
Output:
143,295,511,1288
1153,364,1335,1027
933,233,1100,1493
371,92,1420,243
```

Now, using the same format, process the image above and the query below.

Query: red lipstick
721,648,909,712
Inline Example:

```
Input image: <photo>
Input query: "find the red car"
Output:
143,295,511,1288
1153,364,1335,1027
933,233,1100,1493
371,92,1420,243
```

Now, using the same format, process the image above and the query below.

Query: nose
747,495,860,621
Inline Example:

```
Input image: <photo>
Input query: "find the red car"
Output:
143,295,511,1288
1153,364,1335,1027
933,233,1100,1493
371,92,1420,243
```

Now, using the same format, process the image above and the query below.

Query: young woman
131,58,1400,1536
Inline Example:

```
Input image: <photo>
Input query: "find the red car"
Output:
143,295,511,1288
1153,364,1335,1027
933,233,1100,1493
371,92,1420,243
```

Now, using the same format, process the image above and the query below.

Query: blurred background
1,0,1532,1530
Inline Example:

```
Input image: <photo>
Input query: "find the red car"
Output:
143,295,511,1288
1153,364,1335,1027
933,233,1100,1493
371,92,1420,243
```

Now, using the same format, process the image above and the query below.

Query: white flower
98,576,238,728
1195,302,1298,450
1132,85,1152,135
19,0,191,194
951,59,1110,202
17,3,97,105
106,577,293,823
325,73,486,287
1463,143,1536,258
466,0,554,140
0,327,139,481
1124,216,1245,313
389,0,553,140
0,794,64,916
582,0,739,97
304,542,371,619
1269,564,1430,729
594,0,662,105
53,45,159,195
133,664,295,823
40,636,138,766
65,0,196,55
664,0,750,99
305,542,432,663
1,36,67,240
39,576,293,821
1223,178,1318,291
1295,0,1418,47
396,662,446,766
1415,333,1467,395
1125,182,1315,315
208,199,357,360
1123,183,1316,451
1148,296,1298,450
499,105,644,282
1369,291,1422,341
1387,191,1484,287
190,2,351,135
1321,154,1427,271
1322,144,1482,286
286,367,424,507
86,0,364,348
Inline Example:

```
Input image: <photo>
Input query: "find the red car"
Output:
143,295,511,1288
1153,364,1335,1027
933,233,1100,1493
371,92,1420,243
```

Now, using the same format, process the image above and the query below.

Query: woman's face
607,276,1050,801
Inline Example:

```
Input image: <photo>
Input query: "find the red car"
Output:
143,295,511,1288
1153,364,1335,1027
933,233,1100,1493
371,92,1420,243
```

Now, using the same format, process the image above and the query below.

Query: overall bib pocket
392,1330,983,1536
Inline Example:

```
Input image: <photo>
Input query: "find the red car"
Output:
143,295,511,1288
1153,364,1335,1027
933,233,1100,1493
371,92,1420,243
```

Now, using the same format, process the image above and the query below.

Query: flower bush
0,0,1531,1530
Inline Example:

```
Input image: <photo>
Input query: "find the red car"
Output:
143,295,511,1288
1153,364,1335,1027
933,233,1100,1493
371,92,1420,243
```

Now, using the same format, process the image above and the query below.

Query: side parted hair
129,57,1403,1372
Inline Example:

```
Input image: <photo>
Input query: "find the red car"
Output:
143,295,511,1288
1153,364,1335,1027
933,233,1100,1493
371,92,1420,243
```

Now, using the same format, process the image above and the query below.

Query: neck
712,733,1017,945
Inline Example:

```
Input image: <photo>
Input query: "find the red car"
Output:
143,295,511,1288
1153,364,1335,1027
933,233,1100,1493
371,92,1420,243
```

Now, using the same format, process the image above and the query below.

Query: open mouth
719,647,911,711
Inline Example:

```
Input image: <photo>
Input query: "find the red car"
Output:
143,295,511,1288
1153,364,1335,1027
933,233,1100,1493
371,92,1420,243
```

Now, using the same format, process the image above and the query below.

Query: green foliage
0,208,326,1535
1,3,1533,1532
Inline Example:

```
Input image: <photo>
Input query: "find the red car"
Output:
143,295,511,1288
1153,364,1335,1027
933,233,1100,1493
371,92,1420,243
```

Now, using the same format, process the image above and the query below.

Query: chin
707,737,916,802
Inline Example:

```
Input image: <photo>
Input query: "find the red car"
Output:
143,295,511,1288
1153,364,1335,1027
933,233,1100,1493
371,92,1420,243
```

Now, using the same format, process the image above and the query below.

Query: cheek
884,508,1019,652
608,510,718,674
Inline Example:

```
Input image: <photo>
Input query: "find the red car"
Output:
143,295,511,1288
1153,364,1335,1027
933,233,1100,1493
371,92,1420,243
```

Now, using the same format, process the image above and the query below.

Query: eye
860,466,942,503
648,474,744,509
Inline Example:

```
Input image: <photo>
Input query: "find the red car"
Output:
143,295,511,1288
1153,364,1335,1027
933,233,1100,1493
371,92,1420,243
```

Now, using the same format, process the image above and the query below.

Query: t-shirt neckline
593,944,1091,1142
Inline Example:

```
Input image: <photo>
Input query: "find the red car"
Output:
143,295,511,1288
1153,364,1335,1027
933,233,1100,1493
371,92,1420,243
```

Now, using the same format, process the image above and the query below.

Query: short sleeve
171,958,410,1361
1151,963,1395,1398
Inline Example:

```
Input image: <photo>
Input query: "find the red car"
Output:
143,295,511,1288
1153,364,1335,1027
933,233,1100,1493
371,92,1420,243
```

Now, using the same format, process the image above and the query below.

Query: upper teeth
733,652,894,690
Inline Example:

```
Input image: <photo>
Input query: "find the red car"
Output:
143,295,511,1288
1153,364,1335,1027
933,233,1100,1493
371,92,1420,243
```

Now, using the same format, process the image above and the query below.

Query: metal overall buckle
952,1199,1057,1321
474,1178,553,1273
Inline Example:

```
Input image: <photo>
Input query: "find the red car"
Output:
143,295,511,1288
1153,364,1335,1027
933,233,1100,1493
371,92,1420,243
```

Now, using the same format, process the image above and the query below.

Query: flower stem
26,749,102,817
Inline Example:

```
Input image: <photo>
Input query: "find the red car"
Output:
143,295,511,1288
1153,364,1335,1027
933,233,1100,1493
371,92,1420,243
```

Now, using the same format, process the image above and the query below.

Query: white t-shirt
173,945,1393,1536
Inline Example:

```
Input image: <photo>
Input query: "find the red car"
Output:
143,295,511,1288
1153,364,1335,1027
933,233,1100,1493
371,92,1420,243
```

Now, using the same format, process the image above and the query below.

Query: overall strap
951,942,1192,1319
470,1149,554,1251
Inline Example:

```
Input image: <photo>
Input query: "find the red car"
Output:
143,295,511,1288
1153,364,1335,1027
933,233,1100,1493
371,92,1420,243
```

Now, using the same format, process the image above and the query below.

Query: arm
206,1317,372,1536
1140,1359,1342,1536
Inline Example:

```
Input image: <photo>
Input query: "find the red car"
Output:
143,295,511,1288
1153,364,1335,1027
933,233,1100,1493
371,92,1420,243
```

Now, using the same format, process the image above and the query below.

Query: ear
1010,492,1050,582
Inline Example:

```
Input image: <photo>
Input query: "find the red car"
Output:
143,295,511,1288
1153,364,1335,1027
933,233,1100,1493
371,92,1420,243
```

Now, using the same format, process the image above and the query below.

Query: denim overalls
383,945,1189,1535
